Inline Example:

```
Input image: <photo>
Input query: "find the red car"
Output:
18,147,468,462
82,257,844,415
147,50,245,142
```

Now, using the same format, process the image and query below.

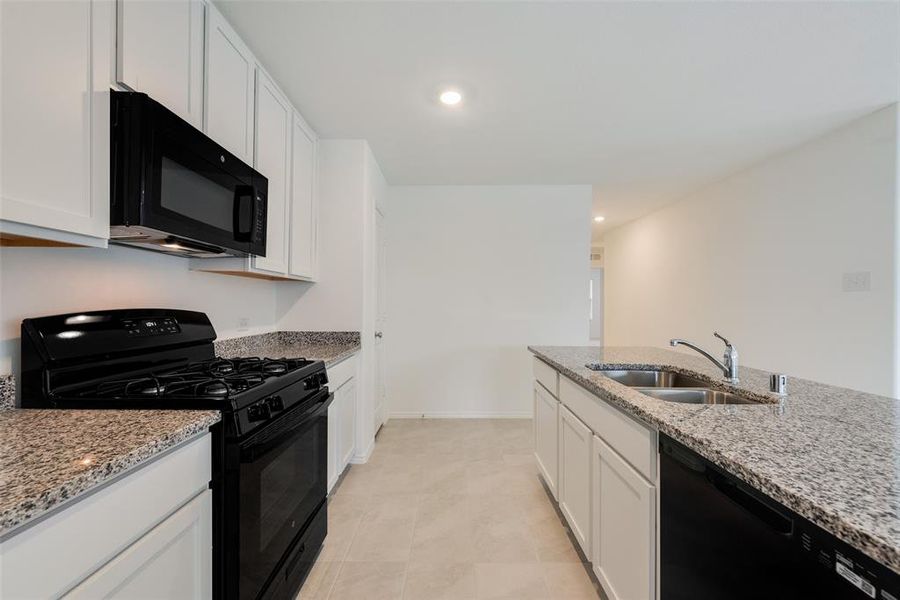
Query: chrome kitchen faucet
670,332,739,384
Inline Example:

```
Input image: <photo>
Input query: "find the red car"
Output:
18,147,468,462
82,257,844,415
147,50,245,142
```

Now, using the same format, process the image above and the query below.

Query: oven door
235,390,331,600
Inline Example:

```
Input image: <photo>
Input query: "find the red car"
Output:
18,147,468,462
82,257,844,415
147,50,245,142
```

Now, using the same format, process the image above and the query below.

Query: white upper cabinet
0,0,112,246
116,0,205,129
205,3,255,163
252,69,291,275
289,112,318,280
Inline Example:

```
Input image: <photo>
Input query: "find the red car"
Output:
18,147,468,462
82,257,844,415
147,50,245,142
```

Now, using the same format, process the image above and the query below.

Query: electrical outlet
238,317,250,331
842,271,871,293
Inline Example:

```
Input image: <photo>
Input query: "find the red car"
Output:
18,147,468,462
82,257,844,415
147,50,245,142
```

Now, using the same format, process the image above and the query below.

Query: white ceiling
216,1,899,238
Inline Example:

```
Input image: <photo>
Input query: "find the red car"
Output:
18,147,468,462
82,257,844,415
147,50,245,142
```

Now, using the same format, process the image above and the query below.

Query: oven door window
237,399,327,600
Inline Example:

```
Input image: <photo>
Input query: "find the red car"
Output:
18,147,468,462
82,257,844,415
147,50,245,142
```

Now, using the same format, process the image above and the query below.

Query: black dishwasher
660,434,900,600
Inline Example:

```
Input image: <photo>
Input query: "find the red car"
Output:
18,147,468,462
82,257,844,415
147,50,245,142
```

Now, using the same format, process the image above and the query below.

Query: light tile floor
297,418,603,600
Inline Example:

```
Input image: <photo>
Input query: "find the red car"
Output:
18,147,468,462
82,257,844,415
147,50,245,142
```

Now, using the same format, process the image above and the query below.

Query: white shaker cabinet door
288,112,318,279
592,435,656,600
558,404,592,558
65,490,212,600
205,3,255,163
252,69,291,275
533,381,559,499
0,0,111,242
117,0,205,128
327,400,340,493
339,379,357,469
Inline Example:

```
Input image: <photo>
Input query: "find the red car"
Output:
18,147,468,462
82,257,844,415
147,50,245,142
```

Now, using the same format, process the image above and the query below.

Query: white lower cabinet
327,398,341,492
0,434,212,599
339,379,357,468
533,360,658,600
558,404,592,558
533,381,559,499
65,490,212,599
592,435,656,600
327,357,359,493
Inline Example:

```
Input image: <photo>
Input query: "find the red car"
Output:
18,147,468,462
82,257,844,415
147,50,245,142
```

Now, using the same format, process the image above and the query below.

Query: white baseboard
389,411,532,419
349,438,375,464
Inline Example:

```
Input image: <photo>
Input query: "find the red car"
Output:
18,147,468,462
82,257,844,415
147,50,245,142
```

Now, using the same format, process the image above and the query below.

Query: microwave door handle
233,185,255,243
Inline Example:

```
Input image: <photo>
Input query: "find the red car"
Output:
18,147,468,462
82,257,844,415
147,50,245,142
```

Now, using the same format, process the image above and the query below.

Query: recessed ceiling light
594,216,606,223
439,89,462,106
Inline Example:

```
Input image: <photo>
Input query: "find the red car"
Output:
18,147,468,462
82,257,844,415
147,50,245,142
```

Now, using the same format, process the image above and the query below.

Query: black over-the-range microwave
110,91,268,258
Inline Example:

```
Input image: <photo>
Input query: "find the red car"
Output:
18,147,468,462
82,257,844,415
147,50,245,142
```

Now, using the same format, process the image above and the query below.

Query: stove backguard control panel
122,317,180,337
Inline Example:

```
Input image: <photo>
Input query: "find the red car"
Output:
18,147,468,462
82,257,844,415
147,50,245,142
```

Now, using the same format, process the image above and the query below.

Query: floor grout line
304,419,599,599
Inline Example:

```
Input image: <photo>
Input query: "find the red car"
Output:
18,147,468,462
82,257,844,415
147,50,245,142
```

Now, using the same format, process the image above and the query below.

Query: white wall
386,185,592,417
276,139,385,460
602,105,899,396
0,245,277,375
276,140,366,331
590,268,603,341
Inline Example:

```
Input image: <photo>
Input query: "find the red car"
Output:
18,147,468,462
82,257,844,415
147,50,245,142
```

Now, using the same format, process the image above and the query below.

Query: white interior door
374,209,387,430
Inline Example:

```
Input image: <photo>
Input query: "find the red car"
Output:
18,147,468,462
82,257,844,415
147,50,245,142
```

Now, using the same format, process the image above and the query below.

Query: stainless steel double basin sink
585,366,760,405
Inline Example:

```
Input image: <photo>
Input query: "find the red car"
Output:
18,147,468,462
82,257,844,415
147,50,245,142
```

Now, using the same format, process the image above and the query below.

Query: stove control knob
266,395,284,412
247,402,271,422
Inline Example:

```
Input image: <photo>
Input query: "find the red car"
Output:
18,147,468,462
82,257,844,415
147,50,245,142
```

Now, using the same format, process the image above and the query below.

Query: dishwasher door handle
710,471,794,536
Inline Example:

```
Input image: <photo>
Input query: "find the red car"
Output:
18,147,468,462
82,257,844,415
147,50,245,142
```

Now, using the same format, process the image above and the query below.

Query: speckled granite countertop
214,331,361,367
529,346,900,574
0,409,220,538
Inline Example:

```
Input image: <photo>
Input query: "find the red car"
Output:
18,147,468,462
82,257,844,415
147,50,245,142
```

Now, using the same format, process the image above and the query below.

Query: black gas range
19,309,331,600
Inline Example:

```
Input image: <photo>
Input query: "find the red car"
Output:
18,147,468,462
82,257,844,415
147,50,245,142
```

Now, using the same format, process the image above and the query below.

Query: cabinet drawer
65,490,212,599
1,434,211,599
560,376,656,482
327,355,358,389
533,357,559,397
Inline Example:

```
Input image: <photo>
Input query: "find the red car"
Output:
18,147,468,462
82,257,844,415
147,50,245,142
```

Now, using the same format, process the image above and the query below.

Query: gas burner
199,380,229,397
69,354,318,403
208,360,236,377
95,377,166,398
263,361,287,375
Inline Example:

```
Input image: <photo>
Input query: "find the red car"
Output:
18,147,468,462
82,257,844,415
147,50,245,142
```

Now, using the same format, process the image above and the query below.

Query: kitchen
1,1,898,599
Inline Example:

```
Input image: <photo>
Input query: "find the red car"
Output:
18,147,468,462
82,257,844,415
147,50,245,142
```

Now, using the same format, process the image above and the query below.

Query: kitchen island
531,345,900,598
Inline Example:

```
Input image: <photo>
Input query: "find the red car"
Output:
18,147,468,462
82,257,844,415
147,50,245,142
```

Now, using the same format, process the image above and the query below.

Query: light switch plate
842,271,871,292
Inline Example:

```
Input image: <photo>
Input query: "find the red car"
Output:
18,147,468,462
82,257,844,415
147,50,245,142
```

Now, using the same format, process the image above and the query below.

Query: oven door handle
239,390,333,459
